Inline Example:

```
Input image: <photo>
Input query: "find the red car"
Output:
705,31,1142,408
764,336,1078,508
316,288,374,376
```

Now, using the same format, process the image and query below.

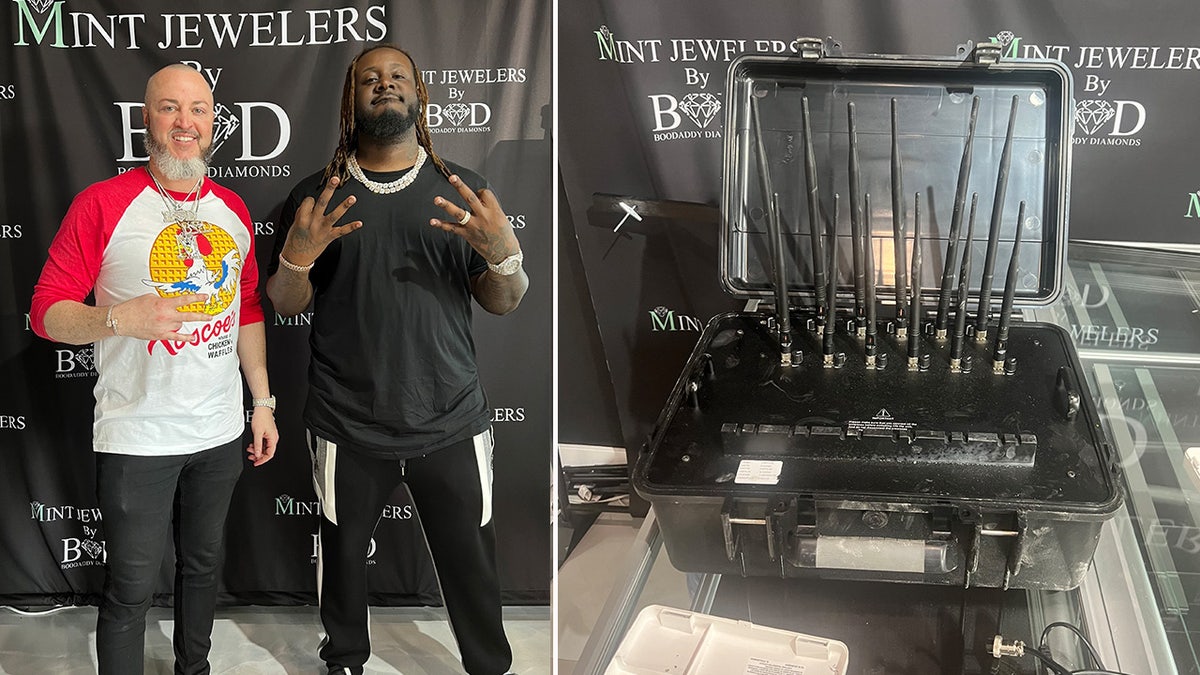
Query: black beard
356,102,420,142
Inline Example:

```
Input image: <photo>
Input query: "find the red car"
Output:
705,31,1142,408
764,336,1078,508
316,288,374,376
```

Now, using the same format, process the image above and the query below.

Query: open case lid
720,38,1073,308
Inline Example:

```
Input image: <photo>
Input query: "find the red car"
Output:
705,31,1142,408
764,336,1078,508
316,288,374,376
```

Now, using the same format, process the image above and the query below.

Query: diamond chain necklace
346,147,427,194
148,168,204,225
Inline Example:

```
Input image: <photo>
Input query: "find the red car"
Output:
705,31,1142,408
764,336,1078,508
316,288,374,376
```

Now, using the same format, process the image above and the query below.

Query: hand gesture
281,176,362,266
430,175,520,264
112,292,213,341
246,407,279,466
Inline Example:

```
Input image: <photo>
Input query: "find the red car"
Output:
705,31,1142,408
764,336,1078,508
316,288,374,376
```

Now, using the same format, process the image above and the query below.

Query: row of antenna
752,93,1026,375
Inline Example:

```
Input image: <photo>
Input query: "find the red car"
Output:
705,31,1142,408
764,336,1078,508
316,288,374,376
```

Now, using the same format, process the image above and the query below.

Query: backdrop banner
559,0,1200,509
0,0,551,606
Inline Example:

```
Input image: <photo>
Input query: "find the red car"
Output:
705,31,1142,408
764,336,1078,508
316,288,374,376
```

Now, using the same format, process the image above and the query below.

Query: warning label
847,419,916,434
745,656,806,674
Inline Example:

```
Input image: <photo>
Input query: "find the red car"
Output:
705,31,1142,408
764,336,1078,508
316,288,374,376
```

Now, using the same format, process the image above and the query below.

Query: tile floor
1,511,678,674
0,604,550,674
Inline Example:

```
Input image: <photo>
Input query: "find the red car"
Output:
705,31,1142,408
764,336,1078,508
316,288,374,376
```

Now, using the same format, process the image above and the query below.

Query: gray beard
144,133,210,181
356,103,419,142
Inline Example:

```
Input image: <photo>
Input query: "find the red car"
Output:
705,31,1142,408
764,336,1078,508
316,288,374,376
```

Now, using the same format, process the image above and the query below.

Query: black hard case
633,41,1123,591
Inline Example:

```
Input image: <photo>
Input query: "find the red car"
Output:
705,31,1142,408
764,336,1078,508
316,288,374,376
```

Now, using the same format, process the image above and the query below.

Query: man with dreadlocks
265,45,525,675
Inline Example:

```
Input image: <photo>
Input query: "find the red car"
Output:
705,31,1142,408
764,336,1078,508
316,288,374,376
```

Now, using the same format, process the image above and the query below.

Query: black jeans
94,438,244,675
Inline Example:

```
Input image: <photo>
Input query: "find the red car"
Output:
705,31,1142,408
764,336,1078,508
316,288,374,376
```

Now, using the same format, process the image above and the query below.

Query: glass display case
573,242,1199,675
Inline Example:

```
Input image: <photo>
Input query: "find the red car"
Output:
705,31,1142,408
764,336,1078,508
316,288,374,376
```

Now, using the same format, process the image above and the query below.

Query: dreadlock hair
323,43,452,187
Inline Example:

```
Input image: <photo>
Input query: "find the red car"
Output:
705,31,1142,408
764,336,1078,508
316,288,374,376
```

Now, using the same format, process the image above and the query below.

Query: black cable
1028,646,1072,675
1041,621,1105,670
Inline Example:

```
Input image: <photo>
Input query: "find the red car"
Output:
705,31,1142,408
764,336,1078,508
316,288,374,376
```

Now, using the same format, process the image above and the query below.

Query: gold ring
459,211,472,225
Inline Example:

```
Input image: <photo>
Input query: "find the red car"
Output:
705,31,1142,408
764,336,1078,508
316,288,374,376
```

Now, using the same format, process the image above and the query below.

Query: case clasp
794,37,826,60
971,41,1003,65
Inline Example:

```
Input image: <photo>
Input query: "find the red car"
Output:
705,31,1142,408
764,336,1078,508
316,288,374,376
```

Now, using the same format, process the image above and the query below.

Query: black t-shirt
271,159,491,457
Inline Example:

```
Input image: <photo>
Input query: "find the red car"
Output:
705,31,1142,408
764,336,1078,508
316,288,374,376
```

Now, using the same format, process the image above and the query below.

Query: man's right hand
111,293,214,341
280,176,362,268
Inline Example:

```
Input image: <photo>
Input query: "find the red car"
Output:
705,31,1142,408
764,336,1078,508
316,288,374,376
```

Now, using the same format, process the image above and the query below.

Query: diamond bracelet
278,253,315,273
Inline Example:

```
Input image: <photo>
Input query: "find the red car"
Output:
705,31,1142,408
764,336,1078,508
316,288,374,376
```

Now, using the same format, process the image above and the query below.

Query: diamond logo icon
80,538,104,560
27,0,54,13
679,93,721,129
210,103,241,155
653,306,669,318
996,31,1015,47
444,103,470,127
75,347,95,372
1075,100,1116,135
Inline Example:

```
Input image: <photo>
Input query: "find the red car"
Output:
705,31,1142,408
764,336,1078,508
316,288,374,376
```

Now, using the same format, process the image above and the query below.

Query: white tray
605,605,850,675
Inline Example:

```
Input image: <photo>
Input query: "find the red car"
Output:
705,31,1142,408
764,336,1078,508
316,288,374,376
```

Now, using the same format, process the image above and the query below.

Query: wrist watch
252,396,276,411
488,251,524,276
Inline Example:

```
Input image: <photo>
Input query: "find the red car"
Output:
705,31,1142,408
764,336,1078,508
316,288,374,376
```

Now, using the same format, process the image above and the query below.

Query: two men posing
31,44,525,675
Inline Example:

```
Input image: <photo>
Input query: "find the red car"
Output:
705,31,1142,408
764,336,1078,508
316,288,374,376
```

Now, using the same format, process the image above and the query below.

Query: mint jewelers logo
275,493,321,516
275,311,313,327
989,31,1022,59
491,407,526,423
596,25,617,61
31,500,107,569
649,306,702,332
13,1,388,49
1186,189,1200,218
31,500,103,523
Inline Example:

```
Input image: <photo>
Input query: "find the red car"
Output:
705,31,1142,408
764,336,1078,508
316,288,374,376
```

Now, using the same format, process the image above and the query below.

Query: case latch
794,37,826,60
970,40,1003,65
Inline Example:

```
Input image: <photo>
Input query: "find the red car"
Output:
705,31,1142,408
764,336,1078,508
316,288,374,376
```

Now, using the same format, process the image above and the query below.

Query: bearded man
30,63,278,674
266,45,526,675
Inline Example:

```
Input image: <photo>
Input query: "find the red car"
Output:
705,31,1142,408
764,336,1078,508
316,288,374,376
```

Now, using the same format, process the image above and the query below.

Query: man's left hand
430,175,520,264
247,407,279,466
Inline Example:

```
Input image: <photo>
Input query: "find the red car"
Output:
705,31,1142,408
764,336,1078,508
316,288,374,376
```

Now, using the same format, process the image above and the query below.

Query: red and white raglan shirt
31,168,264,456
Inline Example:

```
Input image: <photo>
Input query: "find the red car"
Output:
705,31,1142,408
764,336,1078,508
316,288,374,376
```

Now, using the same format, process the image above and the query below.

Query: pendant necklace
149,169,204,225
346,146,427,194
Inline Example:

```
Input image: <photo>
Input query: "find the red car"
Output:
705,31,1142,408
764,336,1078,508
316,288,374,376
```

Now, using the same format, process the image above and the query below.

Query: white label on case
745,657,805,674
735,460,783,485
